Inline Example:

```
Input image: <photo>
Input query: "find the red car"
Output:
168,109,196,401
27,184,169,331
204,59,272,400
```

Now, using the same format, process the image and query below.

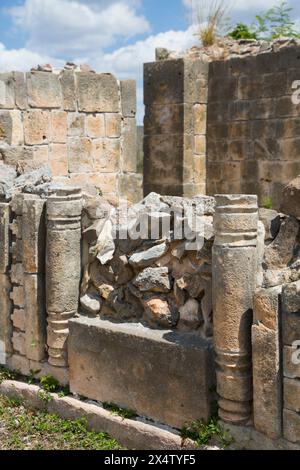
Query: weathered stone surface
77,73,119,113
264,216,299,269
22,196,46,274
283,408,300,444
27,72,61,108
283,311,300,346
0,274,12,362
10,286,25,308
51,111,67,143
59,70,76,111
282,280,300,314
12,331,26,356
24,274,46,361
122,117,137,172
133,267,171,293
105,113,121,138
69,317,214,428
0,73,14,109
68,137,93,173
0,203,10,273
49,143,68,177
68,113,85,137
24,110,50,145
120,80,136,117
284,378,300,413
178,299,202,330
253,286,281,330
86,114,105,139
284,346,300,379
129,242,168,269
80,293,101,316
280,176,300,219
11,309,25,331
252,323,282,439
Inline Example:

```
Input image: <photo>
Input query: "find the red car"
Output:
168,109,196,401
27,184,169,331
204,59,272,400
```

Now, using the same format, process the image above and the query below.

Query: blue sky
1,0,300,120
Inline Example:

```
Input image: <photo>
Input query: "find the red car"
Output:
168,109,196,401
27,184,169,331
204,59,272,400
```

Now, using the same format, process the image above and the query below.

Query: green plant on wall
228,23,257,40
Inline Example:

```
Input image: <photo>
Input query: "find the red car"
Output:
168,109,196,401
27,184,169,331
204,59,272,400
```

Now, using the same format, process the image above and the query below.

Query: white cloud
0,42,62,72
9,0,150,57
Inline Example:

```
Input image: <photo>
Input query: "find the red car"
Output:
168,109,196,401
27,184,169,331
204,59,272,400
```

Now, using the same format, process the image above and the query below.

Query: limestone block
77,73,119,113
68,113,85,137
120,80,136,117
24,110,50,145
10,217,22,239
280,176,300,219
283,409,300,444
253,286,281,330
10,286,25,308
22,196,46,274
24,274,46,361
92,138,120,173
0,146,33,166
68,137,93,173
86,114,105,139
69,172,117,197
118,173,143,204
284,346,300,379
282,280,300,314
12,331,26,356
69,317,215,428
0,110,23,146
49,144,68,177
258,208,281,242
105,113,121,138
121,117,137,172
284,378,300,413
51,111,67,143
194,135,206,156
252,323,282,439
10,263,24,286
194,104,207,135
59,70,76,111
0,273,12,361
14,72,27,110
283,311,300,346
0,203,10,274
264,217,299,269
11,194,24,216
144,60,184,106
27,72,62,109
0,73,14,109
11,309,26,332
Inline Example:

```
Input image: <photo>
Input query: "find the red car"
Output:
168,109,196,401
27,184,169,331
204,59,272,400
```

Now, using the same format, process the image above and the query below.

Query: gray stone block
77,73,119,113
27,72,62,109
59,70,76,111
120,80,136,117
0,73,15,109
69,317,215,428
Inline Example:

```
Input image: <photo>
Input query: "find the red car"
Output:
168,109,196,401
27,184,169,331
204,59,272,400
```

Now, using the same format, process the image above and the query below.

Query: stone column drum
0,202,12,363
46,188,82,367
212,195,258,425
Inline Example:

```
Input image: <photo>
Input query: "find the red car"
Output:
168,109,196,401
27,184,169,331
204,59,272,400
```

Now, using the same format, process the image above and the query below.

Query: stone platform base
68,317,215,429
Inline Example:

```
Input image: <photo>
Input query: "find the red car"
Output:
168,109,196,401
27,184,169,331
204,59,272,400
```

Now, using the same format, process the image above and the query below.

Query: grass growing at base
102,402,138,420
181,417,234,449
0,395,123,450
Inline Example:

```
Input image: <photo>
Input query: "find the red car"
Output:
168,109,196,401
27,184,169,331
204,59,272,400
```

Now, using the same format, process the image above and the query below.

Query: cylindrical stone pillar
46,188,82,367
212,195,258,425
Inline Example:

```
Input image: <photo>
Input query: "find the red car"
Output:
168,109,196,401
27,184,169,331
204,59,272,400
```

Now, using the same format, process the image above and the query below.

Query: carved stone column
0,202,12,363
212,195,258,425
46,188,82,367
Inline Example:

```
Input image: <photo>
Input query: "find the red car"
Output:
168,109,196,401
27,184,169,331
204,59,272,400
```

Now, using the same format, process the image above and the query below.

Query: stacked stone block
0,202,12,363
282,280,300,444
0,70,140,202
144,59,208,197
207,47,300,208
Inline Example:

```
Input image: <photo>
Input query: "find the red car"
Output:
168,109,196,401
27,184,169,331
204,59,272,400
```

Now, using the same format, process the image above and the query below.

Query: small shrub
262,196,273,210
40,375,60,393
0,367,18,384
181,417,234,449
228,23,257,40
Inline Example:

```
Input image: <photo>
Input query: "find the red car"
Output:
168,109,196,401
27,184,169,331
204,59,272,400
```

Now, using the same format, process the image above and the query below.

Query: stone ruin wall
0,67,142,203
144,43,300,209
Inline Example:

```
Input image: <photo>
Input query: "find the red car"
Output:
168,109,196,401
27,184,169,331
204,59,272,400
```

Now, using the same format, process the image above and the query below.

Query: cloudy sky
0,0,300,120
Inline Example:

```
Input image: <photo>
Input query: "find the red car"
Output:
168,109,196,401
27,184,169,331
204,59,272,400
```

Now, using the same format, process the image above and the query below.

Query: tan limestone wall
0,70,141,202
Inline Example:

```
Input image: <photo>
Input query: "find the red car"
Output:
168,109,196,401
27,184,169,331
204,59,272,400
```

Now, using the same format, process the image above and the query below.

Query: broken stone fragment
82,219,106,244
110,252,133,285
280,175,300,219
259,208,281,242
178,299,203,331
129,242,168,269
80,293,102,316
264,216,299,269
97,283,114,300
133,267,171,293
142,296,173,329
